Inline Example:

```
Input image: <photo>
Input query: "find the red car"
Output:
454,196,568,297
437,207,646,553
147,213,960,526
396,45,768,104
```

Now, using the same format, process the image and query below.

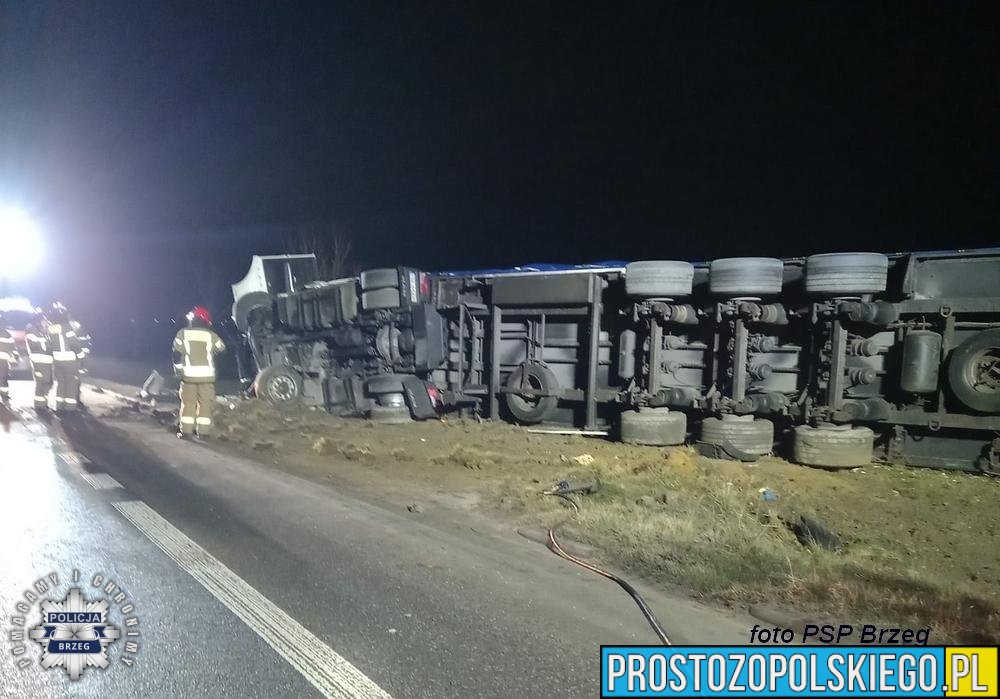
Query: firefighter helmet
49,301,68,323
187,306,212,327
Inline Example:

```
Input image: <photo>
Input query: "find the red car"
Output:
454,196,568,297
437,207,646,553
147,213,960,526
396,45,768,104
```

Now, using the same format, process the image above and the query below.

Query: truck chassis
232,249,1000,473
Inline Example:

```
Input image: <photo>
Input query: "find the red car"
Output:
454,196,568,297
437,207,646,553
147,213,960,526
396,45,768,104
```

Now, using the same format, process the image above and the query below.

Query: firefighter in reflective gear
25,309,53,411
173,306,225,438
47,302,86,412
0,311,19,403
69,318,92,404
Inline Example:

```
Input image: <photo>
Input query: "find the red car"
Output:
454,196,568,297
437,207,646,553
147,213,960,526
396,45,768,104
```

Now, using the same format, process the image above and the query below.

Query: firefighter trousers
0,360,9,401
32,363,53,409
179,381,215,435
54,360,81,411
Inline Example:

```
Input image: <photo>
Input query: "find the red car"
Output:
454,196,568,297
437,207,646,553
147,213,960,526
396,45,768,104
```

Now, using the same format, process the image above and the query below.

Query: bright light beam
0,206,44,279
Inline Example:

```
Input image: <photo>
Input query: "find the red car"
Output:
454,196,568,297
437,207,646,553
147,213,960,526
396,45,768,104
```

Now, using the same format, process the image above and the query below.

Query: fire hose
541,480,672,645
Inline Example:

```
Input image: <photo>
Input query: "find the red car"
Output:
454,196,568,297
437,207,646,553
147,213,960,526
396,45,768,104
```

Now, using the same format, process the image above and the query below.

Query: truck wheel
805,253,888,295
700,415,773,460
620,407,687,446
624,261,695,298
948,330,1000,413
365,374,407,395
360,268,399,291
362,288,401,310
504,363,559,424
793,424,874,468
370,404,412,424
254,366,303,405
709,257,784,296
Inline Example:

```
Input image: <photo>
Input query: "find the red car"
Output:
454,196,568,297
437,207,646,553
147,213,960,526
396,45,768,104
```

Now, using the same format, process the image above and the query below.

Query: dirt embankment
194,398,1000,644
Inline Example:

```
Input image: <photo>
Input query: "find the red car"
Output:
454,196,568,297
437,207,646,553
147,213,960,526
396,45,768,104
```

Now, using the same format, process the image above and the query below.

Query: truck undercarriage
232,249,1000,473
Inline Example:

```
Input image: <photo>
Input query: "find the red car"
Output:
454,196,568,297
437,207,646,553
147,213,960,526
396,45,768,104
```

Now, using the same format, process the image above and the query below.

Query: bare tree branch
284,225,356,280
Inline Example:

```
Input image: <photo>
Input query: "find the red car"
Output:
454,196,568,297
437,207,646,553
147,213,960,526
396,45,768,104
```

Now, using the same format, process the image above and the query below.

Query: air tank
900,330,942,394
618,329,636,379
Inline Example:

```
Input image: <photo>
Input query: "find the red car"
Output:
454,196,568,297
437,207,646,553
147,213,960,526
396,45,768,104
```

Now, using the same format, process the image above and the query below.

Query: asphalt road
1,380,754,698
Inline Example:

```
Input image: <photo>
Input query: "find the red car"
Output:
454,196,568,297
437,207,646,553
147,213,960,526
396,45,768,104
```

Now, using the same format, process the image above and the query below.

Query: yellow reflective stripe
180,416,196,424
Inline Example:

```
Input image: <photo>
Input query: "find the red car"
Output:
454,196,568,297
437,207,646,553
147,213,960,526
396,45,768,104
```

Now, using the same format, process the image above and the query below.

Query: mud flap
402,377,437,420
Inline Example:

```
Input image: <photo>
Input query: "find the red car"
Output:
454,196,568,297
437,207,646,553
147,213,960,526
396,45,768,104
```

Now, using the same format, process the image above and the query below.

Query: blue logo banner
601,646,953,697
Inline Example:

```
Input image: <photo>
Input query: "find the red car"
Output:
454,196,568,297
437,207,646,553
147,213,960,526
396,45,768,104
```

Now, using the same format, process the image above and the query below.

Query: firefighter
47,302,85,412
25,309,53,411
0,311,19,403
173,306,225,438
69,318,92,405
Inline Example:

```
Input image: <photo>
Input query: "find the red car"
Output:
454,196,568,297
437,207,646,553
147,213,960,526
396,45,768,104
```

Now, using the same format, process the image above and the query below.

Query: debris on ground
758,487,779,502
312,436,338,455
791,514,843,552
339,442,372,460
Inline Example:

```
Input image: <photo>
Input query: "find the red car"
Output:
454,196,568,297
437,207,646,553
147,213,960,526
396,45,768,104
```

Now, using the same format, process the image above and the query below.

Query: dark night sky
1,1,998,333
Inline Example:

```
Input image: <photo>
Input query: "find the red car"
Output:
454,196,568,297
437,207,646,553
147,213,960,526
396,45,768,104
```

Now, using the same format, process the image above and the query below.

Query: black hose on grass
542,485,672,646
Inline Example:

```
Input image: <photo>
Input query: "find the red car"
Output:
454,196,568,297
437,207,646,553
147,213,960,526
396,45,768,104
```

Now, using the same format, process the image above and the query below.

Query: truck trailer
231,249,1000,473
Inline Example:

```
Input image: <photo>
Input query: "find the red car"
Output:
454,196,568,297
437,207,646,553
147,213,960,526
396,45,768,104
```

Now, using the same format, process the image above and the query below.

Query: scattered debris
252,440,277,451
312,437,338,455
338,442,372,460
559,453,596,466
758,487,779,502
140,370,165,399
791,514,842,551
406,503,423,514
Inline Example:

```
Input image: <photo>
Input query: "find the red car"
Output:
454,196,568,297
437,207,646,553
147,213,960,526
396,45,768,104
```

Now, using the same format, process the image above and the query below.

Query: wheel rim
268,375,298,402
967,346,1000,395
510,373,542,412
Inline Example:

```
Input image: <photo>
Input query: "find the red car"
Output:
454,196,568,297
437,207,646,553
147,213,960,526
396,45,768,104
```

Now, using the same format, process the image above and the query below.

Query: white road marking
58,451,89,465
79,472,123,490
111,500,392,699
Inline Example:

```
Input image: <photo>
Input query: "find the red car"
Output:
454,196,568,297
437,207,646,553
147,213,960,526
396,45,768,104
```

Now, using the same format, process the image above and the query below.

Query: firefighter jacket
25,324,53,365
0,328,18,363
173,327,226,384
47,323,85,363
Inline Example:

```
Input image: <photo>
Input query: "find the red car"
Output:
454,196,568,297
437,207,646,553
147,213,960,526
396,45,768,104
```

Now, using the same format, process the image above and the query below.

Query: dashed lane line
79,471,124,490
111,499,392,699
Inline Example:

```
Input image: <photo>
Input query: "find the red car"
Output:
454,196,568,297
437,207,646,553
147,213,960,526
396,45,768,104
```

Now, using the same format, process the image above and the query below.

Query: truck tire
362,288,401,311
709,257,784,296
360,268,399,291
793,424,874,468
624,261,695,298
700,415,773,459
504,363,559,424
254,366,304,405
805,253,888,295
370,404,412,424
947,329,1000,413
365,374,407,395
620,407,687,446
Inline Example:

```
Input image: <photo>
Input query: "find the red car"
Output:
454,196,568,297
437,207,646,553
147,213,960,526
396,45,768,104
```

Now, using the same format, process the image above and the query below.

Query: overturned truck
231,249,1000,473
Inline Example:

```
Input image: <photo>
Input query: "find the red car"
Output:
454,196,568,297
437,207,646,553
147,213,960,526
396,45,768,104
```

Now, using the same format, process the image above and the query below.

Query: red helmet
189,306,212,325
